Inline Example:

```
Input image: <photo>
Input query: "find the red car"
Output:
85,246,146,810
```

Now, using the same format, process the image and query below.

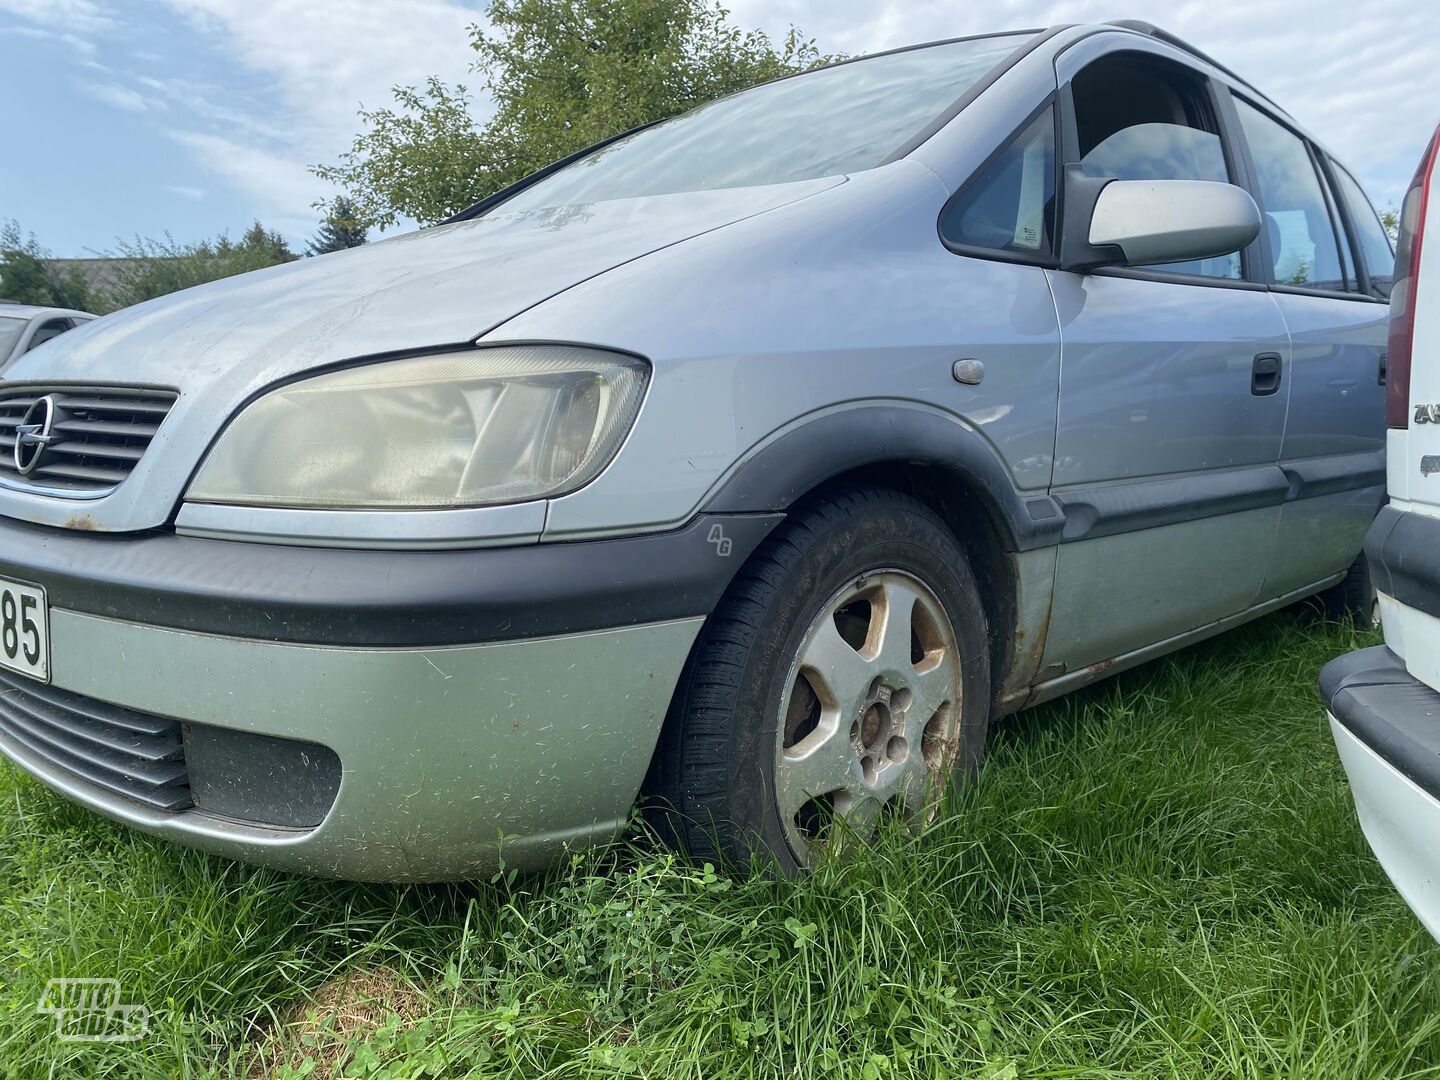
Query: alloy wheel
774,569,962,860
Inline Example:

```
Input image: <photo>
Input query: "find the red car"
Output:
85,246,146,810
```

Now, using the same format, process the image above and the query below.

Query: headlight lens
187,345,649,509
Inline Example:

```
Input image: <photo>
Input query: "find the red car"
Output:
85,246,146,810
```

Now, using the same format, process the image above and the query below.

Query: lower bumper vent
0,670,192,811
0,672,342,828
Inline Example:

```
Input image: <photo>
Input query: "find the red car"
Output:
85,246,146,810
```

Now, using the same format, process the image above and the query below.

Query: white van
1322,122,1440,940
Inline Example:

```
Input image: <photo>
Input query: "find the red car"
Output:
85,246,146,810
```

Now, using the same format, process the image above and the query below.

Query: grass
2,608,1438,1078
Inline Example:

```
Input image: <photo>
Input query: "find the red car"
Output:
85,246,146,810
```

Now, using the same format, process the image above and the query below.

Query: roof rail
1104,19,1271,102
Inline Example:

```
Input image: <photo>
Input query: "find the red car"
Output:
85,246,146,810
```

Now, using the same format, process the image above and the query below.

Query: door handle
1251,352,1282,396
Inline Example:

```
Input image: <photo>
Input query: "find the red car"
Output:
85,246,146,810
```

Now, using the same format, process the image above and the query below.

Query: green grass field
2,608,1437,1078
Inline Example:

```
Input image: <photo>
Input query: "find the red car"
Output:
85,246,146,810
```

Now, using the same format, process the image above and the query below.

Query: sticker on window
1012,138,1048,250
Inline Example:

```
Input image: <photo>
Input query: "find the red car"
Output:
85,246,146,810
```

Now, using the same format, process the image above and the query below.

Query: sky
1,0,1437,257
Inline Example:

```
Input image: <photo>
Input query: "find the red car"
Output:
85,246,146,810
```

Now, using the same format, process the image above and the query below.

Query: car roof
0,303,96,321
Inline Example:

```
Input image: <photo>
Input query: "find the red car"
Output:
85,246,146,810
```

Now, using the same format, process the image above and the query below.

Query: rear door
1227,95,1388,600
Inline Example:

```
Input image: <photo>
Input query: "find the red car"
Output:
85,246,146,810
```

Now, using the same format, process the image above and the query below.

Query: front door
1039,44,1292,674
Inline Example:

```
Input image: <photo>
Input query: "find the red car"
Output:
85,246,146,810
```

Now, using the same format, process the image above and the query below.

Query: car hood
0,178,841,533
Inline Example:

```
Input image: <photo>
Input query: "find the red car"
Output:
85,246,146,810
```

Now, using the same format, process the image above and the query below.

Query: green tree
315,0,828,228
0,221,94,310
96,222,298,311
1380,204,1399,244
308,197,370,255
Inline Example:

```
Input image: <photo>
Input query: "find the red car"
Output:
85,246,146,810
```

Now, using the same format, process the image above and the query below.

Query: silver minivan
0,21,1392,880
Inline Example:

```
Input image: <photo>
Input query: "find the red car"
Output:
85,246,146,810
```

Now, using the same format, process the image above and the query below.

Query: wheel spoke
776,721,859,821
905,657,956,743
898,763,938,818
800,618,876,711
832,787,883,843
871,576,924,675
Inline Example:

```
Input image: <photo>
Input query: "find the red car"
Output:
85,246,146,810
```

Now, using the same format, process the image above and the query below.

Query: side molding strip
709,406,1385,552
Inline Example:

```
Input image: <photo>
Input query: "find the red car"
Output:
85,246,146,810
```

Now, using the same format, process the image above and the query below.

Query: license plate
0,577,49,683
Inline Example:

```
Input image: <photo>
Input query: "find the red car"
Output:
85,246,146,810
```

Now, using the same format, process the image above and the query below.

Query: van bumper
1322,645,1440,942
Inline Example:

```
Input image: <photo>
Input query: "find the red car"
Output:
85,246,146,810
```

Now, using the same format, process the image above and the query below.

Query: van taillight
1388,125,1440,428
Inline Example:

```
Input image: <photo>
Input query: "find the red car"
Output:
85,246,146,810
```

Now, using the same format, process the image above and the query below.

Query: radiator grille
0,670,192,811
0,387,177,494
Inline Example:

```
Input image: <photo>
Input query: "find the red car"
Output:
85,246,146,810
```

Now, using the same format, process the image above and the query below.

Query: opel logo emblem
14,395,57,476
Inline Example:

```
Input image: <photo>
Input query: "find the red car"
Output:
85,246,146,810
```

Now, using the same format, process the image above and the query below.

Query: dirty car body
0,23,1389,880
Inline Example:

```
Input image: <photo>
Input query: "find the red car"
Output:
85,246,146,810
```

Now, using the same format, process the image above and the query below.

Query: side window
1233,99,1347,291
26,319,72,352
1069,53,1240,279
1330,161,1395,298
941,107,1055,258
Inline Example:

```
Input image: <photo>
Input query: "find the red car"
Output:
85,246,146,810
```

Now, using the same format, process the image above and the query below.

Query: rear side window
941,107,1055,258
1234,99,1347,291
1330,162,1395,298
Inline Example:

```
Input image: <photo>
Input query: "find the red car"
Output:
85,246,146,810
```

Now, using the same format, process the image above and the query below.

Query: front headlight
187,345,649,509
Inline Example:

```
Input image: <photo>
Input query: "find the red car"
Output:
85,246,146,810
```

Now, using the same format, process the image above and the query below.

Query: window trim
1053,49,1259,288
936,94,1061,268
1228,90,1384,304
1321,153,1394,301
884,28,1067,165
933,39,1388,306
1310,139,1355,292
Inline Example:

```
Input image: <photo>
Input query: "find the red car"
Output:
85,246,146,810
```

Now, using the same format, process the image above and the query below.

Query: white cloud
159,0,486,139
165,185,205,201
167,130,328,236
0,0,115,34
77,79,148,111
144,0,487,236
1,21,98,56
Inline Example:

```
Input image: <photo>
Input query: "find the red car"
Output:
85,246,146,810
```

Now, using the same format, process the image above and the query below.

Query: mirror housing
1059,164,1261,272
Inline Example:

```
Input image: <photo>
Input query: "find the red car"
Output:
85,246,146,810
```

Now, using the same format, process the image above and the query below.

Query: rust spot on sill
63,515,99,531
1035,663,1066,684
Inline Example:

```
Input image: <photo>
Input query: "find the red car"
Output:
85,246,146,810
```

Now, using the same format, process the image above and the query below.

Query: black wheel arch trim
700,405,1065,552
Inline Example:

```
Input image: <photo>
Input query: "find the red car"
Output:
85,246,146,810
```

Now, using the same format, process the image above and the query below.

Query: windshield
0,316,25,361
498,34,1031,213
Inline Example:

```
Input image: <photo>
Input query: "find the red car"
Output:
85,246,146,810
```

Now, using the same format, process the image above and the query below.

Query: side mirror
1059,164,1261,272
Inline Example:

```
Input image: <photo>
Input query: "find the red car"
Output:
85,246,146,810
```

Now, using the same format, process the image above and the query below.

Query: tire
647,486,991,875
1322,553,1379,628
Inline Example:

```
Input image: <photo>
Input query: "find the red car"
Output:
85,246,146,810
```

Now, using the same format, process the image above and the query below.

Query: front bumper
1321,645,1440,942
0,513,779,880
